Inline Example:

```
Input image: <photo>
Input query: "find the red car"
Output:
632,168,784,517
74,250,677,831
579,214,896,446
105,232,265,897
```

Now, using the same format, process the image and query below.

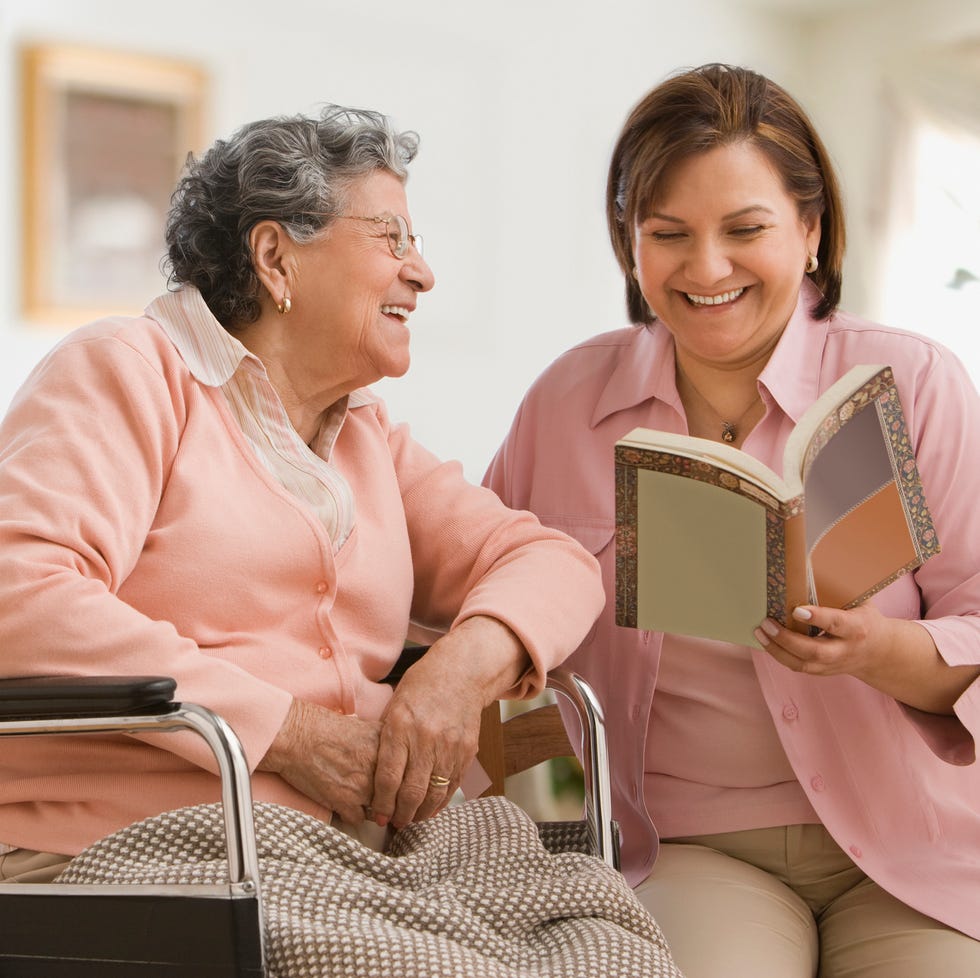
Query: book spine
765,507,787,624
763,503,811,630
781,509,812,633
615,454,639,628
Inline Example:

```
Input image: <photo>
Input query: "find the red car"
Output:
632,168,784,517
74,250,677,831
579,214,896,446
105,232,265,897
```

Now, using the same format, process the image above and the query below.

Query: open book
615,365,940,647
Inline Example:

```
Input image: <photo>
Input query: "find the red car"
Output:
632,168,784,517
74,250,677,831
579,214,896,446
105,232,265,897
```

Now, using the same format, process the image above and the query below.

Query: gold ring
429,774,451,788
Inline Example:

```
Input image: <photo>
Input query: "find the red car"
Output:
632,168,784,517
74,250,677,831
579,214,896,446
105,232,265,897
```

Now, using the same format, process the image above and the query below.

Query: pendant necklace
679,372,761,444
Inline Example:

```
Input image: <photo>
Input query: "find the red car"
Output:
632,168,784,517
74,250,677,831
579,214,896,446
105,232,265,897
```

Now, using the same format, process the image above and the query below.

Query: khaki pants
0,848,72,883
634,824,980,978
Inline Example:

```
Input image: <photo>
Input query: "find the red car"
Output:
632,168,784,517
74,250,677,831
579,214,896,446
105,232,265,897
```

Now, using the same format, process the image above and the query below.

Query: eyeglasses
336,214,423,259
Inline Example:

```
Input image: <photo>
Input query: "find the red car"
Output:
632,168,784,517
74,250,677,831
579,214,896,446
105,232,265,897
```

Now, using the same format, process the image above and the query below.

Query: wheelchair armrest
0,675,260,894
546,668,620,870
0,676,267,974
381,644,428,685
0,676,177,719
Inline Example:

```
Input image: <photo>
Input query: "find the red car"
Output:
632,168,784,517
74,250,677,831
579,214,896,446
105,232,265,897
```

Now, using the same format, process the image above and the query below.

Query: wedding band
429,774,451,788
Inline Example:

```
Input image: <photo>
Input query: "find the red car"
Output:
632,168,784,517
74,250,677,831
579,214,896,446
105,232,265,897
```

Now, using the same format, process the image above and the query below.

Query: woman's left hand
369,616,529,829
754,603,980,715
755,602,892,679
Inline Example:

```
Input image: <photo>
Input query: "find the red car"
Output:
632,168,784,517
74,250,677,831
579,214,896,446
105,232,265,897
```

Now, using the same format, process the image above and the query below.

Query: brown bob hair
606,63,845,324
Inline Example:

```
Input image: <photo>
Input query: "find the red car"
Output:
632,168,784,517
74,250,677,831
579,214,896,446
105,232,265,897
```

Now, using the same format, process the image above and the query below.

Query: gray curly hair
164,104,419,327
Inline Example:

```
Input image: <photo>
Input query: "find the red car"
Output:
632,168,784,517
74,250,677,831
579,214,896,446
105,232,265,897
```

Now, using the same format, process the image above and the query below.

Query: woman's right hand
258,699,382,824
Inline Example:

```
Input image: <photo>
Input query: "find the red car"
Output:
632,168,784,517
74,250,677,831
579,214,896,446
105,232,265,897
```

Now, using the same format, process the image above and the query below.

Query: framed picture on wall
20,43,207,325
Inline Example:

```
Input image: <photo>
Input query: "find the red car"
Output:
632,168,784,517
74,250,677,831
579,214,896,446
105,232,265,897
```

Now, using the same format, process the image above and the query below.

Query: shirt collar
144,286,377,409
756,279,829,425
590,324,681,428
146,287,256,387
590,278,830,428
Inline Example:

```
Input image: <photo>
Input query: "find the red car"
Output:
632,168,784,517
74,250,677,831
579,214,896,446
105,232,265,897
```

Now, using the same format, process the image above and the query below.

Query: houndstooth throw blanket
58,796,683,978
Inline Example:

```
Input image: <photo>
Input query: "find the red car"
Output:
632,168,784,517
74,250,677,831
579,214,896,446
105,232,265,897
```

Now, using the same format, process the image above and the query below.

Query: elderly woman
0,105,604,883
484,65,980,976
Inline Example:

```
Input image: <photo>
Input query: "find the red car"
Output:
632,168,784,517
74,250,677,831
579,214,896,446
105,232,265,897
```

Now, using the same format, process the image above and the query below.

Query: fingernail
761,619,779,637
754,628,770,647
793,606,813,621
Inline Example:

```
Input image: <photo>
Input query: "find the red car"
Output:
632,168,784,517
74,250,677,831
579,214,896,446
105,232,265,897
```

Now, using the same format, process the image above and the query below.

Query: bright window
877,117,980,383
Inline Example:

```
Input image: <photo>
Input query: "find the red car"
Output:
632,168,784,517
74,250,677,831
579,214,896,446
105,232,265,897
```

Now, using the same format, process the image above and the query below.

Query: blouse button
782,704,799,721
810,775,825,792
315,581,328,594
318,646,332,659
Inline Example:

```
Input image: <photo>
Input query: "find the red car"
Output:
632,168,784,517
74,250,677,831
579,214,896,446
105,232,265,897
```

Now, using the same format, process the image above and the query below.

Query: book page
635,469,769,647
783,363,886,491
808,482,919,608
803,389,935,607
803,399,896,553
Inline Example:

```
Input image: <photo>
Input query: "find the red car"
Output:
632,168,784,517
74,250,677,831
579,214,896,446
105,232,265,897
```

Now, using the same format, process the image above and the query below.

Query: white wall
0,0,799,479
2,0,977,481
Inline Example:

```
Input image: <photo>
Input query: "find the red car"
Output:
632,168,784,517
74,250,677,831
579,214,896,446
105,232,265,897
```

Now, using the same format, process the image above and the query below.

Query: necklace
678,371,761,444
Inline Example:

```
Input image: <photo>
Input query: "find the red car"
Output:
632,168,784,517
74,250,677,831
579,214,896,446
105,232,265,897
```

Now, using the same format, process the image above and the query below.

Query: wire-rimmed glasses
336,214,423,259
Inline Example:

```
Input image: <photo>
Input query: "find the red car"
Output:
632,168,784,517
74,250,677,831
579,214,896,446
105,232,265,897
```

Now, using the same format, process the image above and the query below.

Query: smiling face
632,140,820,371
287,168,434,392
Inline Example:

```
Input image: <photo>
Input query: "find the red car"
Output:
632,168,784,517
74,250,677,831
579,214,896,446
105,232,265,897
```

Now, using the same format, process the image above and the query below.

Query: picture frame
20,43,207,325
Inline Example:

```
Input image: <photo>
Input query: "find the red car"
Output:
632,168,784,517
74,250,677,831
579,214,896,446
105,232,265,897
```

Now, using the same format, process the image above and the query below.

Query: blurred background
2,0,978,483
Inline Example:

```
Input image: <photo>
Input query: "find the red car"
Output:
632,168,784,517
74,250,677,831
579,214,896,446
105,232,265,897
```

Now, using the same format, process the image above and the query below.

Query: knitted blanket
58,796,683,978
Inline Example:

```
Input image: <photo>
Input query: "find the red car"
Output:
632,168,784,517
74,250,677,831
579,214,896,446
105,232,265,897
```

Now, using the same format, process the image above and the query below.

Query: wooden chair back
477,697,575,797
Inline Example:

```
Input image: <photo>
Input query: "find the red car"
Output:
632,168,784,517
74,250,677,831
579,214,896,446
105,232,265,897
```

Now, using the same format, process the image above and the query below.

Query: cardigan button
849,845,863,859
782,704,799,721
810,775,825,792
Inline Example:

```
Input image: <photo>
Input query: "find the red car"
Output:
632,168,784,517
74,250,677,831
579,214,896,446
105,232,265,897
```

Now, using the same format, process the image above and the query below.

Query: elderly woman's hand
754,603,980,715
259,700,382,825
370,616,530,829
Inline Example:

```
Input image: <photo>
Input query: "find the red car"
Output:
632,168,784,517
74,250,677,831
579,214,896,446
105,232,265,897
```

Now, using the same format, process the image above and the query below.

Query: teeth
381,305,411,321
686,288,745,306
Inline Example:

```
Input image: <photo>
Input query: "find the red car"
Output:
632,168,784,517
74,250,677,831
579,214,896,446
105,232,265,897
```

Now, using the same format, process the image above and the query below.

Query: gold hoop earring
277,295,292,315
805,254,819,275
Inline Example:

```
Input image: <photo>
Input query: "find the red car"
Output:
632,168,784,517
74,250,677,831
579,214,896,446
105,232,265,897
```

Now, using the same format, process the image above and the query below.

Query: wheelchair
0,668,617,977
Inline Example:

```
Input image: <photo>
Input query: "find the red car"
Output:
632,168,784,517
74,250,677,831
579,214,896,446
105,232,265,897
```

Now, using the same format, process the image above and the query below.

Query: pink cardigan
0,306,604,856
484,285,980,938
